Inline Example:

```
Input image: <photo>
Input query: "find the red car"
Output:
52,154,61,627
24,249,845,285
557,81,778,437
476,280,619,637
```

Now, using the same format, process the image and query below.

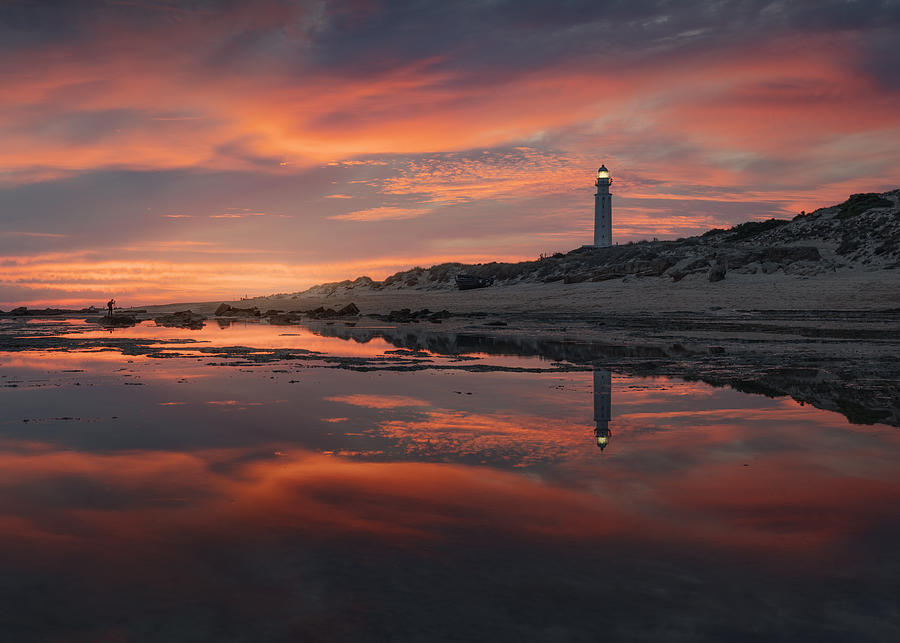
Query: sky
1,0,898,307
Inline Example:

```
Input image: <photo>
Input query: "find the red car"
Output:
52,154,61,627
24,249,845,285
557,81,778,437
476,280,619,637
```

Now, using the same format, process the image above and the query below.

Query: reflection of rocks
314,323,674,362
154,310,205,329
310,322,900,429
724,367,900,427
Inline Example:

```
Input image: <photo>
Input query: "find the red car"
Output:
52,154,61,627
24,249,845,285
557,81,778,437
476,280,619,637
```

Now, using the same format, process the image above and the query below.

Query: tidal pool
1,319,898,642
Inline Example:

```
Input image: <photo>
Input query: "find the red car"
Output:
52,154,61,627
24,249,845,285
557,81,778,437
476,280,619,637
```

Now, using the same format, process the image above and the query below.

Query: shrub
728,218,789,241
835,193,892,220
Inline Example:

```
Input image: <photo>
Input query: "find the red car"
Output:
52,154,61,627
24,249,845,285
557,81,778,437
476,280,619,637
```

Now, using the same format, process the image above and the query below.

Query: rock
214,304,259,317
387,308,414,322
9,307,28,316
369,308,451,324
154,310,205,329
266,311,304,325
337,303,360,316
263,309,284,316
305,307,339,319
761,261,780,274
93,314,137,328
708,256,728,282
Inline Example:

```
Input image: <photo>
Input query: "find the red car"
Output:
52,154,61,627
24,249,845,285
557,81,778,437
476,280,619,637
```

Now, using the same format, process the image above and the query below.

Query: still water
1,319,898,642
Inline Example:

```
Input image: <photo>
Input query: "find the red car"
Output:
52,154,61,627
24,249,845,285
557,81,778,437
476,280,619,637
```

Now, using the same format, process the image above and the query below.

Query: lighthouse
594,164,612,247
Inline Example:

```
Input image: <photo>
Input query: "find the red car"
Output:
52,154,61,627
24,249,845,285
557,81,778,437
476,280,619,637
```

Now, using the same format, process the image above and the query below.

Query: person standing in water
107,298,115,317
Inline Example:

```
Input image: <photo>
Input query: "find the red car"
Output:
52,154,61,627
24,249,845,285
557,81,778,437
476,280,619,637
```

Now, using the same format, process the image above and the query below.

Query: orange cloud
0,251,524,307
329,206,431,221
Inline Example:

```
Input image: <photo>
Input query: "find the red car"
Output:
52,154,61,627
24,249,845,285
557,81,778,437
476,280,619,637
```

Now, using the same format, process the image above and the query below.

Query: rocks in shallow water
214,304,260,317
370,308,452,323
304,306,337,319
154,310,205,329
266,312,304,325
303,303,360,319
92,314,137,328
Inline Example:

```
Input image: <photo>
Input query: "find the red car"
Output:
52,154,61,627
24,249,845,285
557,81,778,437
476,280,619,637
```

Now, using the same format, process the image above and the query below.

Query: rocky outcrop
304,303,361,319
708,256,728,282
92,314,137,328
214,304,260,317
266,312,304,325
154,310,205,329
263,303,360,324
369,308,453,323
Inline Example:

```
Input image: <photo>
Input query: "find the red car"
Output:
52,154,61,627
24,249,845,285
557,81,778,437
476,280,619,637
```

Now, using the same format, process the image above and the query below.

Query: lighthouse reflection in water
593,369,612,451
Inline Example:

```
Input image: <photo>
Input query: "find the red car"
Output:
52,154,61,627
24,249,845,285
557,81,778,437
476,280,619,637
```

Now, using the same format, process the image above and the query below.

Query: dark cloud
304,0,900,80
856,27,900,89
4,1,898,81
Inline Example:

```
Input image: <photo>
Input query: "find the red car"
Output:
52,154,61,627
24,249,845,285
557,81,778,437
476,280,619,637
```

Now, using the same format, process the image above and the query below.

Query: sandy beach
147,269,900,316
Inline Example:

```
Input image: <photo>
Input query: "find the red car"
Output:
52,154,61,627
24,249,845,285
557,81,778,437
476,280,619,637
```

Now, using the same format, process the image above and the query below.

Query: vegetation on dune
835,193,893,220
727,218,790,241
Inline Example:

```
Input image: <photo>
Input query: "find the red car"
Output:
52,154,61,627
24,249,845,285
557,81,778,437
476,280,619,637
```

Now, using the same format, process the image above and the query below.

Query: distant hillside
298,189,900,297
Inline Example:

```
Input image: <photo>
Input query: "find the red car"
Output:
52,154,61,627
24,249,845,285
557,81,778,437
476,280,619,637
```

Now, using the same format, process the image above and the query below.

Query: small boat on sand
455,274,494,290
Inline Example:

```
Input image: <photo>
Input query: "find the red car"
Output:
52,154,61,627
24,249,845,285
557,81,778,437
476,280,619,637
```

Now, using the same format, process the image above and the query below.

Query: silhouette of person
107,298,115,317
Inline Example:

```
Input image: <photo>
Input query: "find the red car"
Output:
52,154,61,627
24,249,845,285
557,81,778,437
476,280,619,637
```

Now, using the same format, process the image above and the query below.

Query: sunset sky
1,0,898,307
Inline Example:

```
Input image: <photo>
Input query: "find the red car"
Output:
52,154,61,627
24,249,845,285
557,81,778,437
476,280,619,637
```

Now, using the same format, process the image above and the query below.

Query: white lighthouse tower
594,164,612,247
